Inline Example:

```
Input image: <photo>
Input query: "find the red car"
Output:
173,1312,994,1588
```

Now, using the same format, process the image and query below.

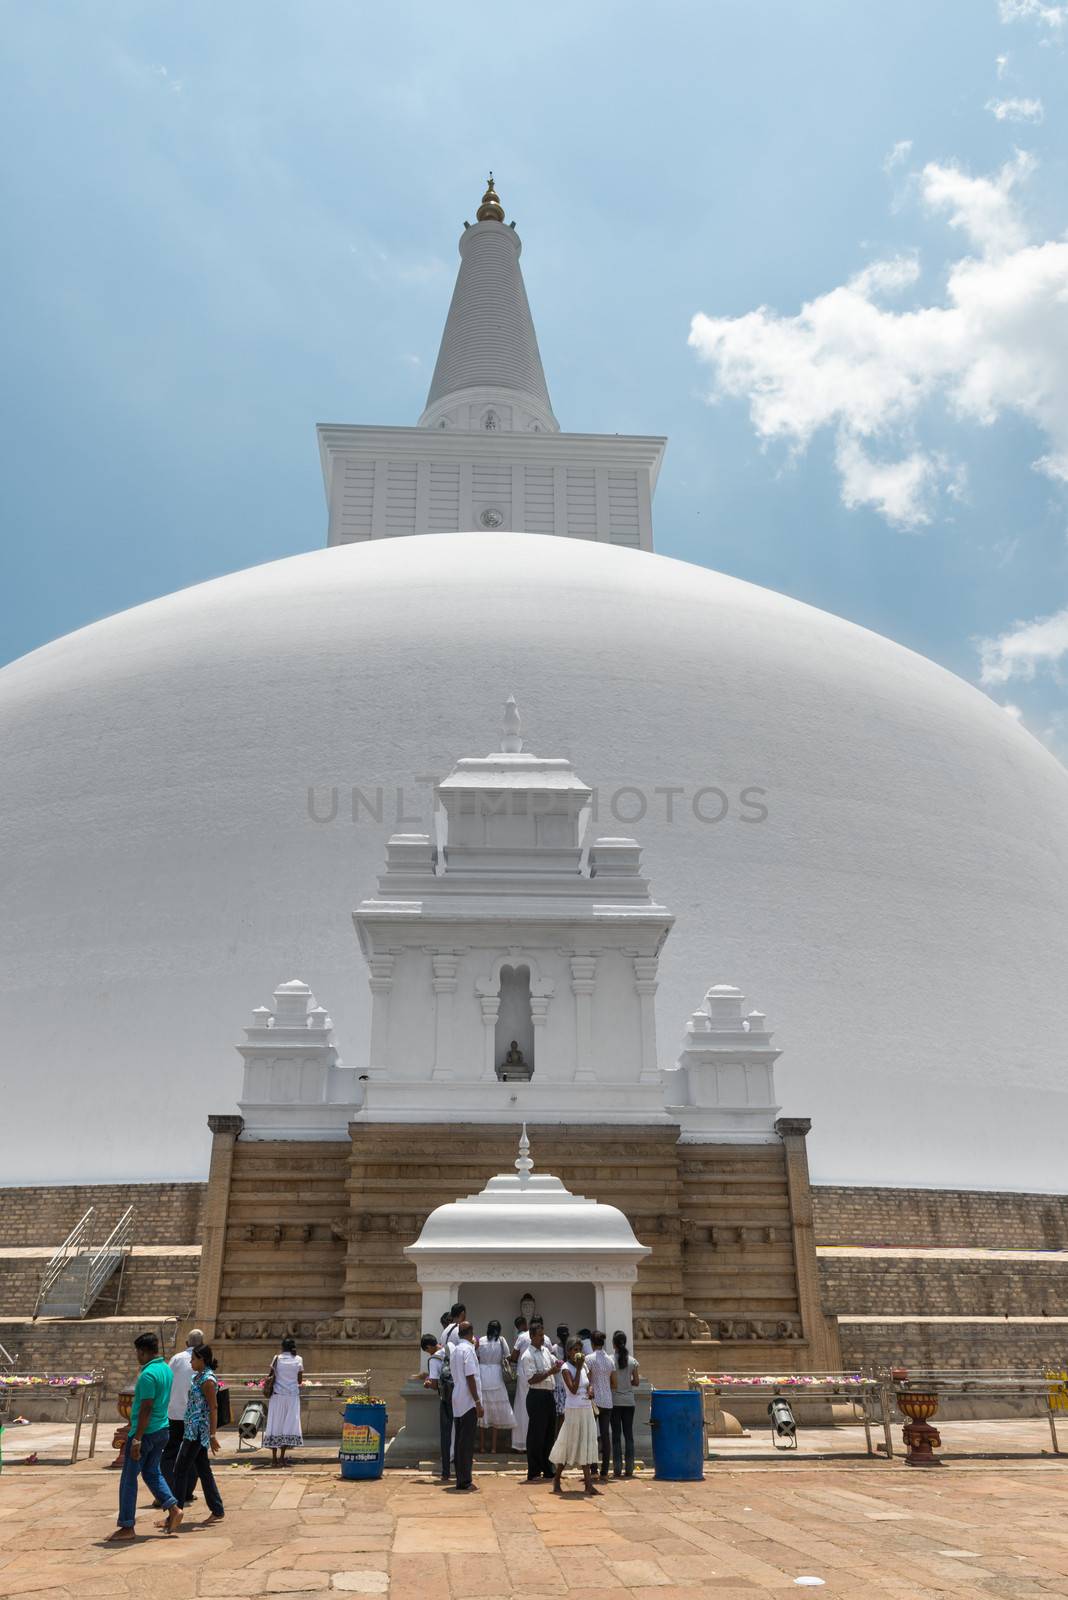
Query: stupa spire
418,176,559,434
515,1123,534,1186
500,695,522,753
476,172,504,223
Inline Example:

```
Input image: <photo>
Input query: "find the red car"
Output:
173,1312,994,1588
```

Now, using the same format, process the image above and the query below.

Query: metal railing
81,1206,133,1316
32,1207,95,1319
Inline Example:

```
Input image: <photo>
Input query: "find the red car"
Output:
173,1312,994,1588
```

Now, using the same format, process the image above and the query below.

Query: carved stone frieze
632,1313,802,1343
217,1314,420,1342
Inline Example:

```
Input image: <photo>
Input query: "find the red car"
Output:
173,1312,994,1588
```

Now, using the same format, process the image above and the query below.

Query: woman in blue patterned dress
165,1343,224,1523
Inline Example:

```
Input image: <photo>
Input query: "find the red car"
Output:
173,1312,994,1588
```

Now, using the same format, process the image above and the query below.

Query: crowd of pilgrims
108,1304,640,1534
420,1303,641,1494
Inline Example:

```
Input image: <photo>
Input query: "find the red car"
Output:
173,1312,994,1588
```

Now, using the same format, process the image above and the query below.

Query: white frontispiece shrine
196,179,841,1423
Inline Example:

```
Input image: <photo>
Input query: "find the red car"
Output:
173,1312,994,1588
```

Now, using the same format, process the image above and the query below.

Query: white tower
318,176,665,548
353,700,674,1124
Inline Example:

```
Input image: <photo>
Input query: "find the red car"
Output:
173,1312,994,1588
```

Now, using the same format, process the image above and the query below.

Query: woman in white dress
477,1320,515,1454
548,1337,601,1496
509,1316,531,1451
263,1337,304,1467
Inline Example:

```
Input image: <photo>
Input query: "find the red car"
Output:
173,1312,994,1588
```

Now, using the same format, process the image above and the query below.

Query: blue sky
2,0,1067,756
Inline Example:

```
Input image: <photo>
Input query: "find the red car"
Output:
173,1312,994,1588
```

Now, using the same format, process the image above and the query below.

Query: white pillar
367,954,395,1075
571,956,597,1082
633,955,660,1083
478,991,500,1080
431,952,459,1080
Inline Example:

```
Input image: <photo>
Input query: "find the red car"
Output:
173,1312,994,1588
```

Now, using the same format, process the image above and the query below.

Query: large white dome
2,532,1066,1188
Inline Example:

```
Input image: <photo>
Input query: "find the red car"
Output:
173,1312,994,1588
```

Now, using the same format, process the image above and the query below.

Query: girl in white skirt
549,1338,601,1496
476,1320,515,1453
263,1337,304,1466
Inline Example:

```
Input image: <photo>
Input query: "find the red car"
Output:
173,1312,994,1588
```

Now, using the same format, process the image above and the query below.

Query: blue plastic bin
339,1401,387,1480
650,1388,704,1480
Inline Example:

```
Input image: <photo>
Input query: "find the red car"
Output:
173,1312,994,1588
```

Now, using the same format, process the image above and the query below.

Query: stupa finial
476,172,505,223
500,695,523,753
515,1122,534,1186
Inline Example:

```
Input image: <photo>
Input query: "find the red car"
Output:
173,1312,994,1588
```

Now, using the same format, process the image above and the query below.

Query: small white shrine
405,1126,650,1338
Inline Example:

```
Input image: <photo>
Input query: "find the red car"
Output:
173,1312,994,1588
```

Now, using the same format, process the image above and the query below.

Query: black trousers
610,1406,635,1475
174,1438,224,1517
596,1407,611,1476
160,1418,185,1495
453,1406,478,1489
438,1397,453,1478
525,1388,556,1478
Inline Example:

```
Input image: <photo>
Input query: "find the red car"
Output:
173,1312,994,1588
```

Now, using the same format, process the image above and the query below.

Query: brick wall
837,1318,1068,1375
820,1256,1068,1319
813,1186,1068,1250
0,1251,201,1318
0,1183,206,1246
0,1319,184,1400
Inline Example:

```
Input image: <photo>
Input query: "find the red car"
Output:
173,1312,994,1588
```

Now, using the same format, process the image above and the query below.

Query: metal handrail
32,1207,95,1319
82,1206,134,1315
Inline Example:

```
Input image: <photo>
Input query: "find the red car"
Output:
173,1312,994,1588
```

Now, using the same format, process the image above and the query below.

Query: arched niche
495,963,534,1077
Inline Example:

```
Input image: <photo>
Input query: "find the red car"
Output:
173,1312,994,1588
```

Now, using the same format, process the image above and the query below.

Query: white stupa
2,176,1067,1189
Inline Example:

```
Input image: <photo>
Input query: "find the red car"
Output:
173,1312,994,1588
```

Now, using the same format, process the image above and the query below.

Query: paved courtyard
2,1429,1068,1600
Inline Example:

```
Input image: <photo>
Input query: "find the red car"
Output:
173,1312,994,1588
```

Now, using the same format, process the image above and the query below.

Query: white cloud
979,604,1068,683
996,52,1010,76
688,153,1068,526
836,438,939,527
883,139,913,173
920,149,1034,255
986,95,1044,121
999,0,1068,28
1001,701,1024,719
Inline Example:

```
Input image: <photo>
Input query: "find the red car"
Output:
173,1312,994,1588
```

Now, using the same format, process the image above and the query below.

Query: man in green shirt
109,1331,182,1539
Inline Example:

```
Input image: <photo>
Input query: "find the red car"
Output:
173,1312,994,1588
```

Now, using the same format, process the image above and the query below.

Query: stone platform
2,1422,1068,1598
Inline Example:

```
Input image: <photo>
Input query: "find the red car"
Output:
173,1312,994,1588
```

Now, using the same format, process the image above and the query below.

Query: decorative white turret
352,701,673,1124
419,175,558,435
661,983,783,1144
236,978,362,1140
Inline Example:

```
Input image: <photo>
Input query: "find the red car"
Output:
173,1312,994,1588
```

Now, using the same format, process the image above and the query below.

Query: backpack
438,1340,454,1404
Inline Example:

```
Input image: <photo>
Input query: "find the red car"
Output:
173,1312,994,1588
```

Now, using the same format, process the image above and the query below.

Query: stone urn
896,1389,942,1466
109,1385,135,1470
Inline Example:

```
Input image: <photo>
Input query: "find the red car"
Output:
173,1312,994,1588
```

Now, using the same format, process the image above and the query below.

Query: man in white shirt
449,1321,483,1491
586,1329,614,1481
160,1327,203,1498
421,1335,453,1482
441,1302,466,1348
518,1321,561,1481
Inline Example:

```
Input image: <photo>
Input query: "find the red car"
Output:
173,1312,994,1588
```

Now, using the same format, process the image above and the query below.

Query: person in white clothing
518,1321,561,1480
441,1302,465,1345
586,1330,614,1481
450,1322,483,1491
263,1337,304,1467
509,1315,531,1451
160,1327,204,1500
476,1319,515,1453
548,1338,601,1495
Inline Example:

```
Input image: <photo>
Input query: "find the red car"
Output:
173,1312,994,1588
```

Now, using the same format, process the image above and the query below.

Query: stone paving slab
1,1429,1068,1598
